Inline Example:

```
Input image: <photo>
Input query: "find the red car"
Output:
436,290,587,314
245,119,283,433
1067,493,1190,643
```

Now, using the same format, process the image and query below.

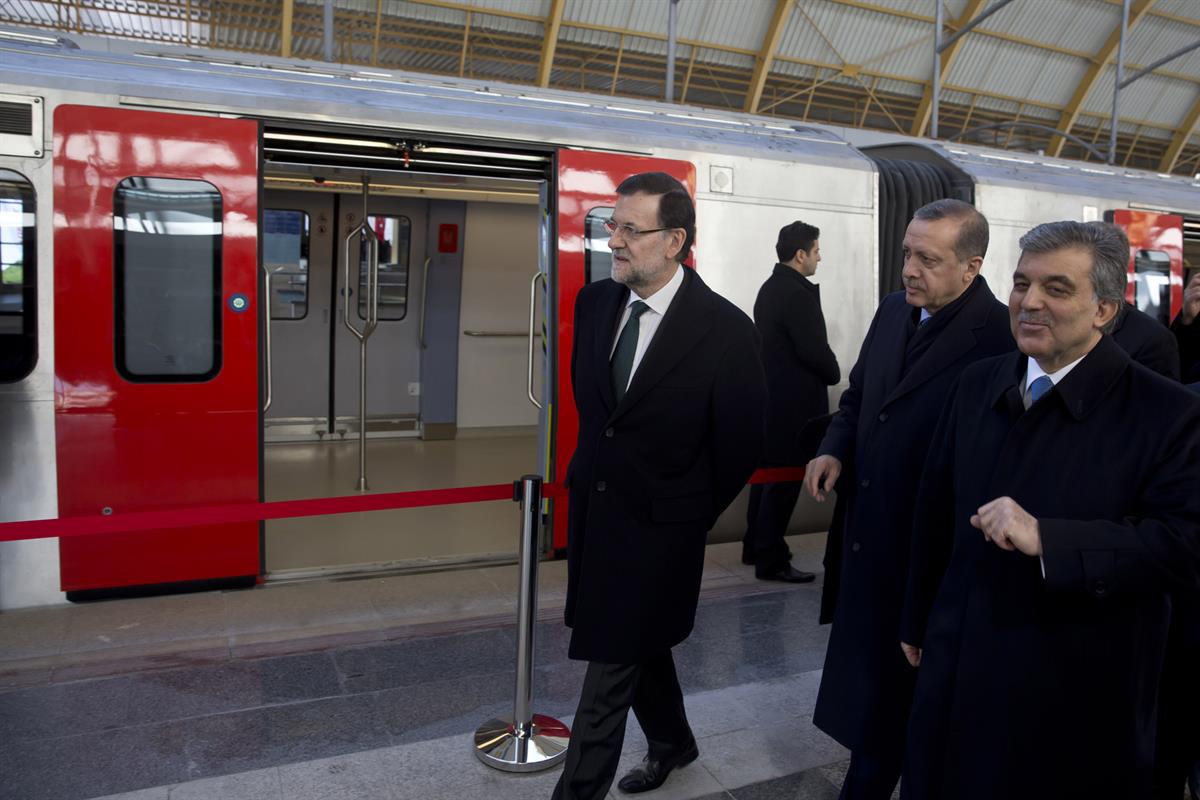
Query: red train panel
54,105,260,592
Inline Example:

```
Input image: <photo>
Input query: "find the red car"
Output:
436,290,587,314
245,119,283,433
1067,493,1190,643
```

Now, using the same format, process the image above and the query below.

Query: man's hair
776,221,820,263
616,172,695,263
1018,220,1128,333
912,198,990,261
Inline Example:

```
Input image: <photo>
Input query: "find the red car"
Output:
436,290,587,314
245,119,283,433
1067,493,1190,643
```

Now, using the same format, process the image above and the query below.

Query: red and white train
0,31,1195,608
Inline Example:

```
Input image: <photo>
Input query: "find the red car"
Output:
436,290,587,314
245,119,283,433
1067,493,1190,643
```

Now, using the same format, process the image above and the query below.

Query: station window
583,207,613,284
0,169,36,383
114,177,222,382
264,209,310,320
1133,249,1171,326
358,215,411,321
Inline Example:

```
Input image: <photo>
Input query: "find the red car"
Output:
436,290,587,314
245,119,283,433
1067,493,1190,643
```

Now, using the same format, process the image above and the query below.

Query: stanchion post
473,475,570,772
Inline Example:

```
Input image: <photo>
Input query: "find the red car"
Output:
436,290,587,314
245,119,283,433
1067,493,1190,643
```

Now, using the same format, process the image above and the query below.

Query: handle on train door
526,271,546,410
418,257,431,349
342,220,380,342
262,268,273,413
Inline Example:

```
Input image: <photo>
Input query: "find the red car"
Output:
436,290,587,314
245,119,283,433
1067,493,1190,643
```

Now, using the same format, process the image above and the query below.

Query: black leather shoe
755,564,816,583
616,740,699,794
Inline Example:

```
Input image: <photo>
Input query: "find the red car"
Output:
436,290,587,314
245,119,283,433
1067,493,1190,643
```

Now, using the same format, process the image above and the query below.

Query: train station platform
0,534,861,800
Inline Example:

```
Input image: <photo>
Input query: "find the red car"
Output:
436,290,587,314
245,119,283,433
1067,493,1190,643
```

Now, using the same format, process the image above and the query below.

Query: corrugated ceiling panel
793,1,932,81
463,0,550,18
687,0,773,52
1080,66,1197,126
1151,0,1200,20
949,35,1088,109
1125,15,1200,81
776,5,845,69
991,0,1114,55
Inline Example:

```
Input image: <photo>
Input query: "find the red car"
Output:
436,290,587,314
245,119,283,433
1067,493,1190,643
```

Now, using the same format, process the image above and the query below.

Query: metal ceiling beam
1048,0,1156,157
744,0,794,113
912,0,987,137
280,0,294,57
1160,91,1200,172
537,0,565,87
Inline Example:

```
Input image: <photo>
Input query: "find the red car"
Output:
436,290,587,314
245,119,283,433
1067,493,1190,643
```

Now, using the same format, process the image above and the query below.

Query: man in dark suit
802,199,1013,800
742,221,840,583
1111,301,1180,379
899,220,1200,800
1174,271,1200,383
552,172,767,800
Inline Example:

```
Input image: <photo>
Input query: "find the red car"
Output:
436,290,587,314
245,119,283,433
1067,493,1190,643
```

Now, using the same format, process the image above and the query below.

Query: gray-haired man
900,220,1200,800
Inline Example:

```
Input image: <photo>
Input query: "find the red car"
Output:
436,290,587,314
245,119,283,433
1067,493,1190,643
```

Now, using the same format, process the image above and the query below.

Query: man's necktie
611,301,650,403
1028,375,1053,406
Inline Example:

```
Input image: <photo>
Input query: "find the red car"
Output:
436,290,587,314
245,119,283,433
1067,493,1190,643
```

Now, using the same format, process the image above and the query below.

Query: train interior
257,125,554,581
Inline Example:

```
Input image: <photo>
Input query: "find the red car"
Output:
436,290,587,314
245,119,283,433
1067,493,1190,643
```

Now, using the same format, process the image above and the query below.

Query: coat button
860,479,870,488
1092,580,1107,596
596,481,607,492
604,427,614,438
852,542,861,552
878,412,888,423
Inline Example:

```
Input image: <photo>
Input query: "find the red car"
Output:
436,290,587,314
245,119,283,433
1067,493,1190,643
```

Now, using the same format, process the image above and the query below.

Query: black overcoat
900,337,1200,800
1172,313,1200,384
563,268,767,664
1111,303,1180,379
754,264,839,464
811,277,1013,753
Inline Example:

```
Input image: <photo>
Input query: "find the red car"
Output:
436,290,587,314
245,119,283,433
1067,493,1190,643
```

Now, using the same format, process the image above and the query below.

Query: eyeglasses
602,219,677,238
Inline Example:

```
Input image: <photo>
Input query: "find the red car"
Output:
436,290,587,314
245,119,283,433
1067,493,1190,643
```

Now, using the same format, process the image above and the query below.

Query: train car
0,32,1196,610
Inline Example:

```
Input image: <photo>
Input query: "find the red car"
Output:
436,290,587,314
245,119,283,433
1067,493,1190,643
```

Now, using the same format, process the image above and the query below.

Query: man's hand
901,642,922,668
970,496,1042,557
1183,272,1200,326
804,454,842,502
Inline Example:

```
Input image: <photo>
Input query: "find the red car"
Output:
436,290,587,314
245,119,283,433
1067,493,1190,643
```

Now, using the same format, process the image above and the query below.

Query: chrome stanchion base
473,714,570,772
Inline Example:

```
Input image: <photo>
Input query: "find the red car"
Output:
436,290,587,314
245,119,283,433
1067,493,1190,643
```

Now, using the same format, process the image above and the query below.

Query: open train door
551,150,695,551
1108,209,1185,326
54,106,260,596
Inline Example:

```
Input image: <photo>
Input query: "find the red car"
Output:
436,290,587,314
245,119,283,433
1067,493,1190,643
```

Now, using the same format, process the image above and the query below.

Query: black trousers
551,650,694,800
743,480,801,571
1153,600,1200,800
843,745,904,800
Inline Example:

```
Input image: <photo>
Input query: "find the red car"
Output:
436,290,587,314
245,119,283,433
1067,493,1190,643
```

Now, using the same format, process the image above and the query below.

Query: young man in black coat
900,220,1200,800
742,221,840,582
552,172,767,800
802,199,1013,800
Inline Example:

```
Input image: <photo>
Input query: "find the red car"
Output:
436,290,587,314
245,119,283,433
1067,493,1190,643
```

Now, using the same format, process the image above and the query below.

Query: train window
358,215,410,321
114,177,222,382
1133,250,1171,326
264,209,310,320
584,207,613,284
0,169,35,383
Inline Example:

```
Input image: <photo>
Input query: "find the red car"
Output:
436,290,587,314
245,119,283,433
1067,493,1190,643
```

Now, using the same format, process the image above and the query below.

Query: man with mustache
899,220,1200,799
553,172,767,799
803,199,1013,799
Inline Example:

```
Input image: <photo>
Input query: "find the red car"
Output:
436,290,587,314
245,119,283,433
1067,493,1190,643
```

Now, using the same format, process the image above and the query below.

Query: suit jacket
1111,303,1179,379
563,267,767,664
754,264,839,464
811,277,1014,753
900,337,1200,799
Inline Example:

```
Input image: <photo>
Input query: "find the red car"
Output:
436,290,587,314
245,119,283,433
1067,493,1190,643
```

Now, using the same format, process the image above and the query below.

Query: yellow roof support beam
280,0,294,58
911,0,987,137
537,0,566,87
745,0,794,113
1048,0,1157,157
1160,92,1200,172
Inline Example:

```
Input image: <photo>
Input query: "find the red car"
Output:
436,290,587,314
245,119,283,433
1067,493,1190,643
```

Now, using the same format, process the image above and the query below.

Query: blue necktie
1028,375,1053,406
611,301,650,403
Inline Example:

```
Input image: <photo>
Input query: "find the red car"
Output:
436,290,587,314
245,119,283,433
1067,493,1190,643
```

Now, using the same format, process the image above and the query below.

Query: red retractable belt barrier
0,467,806,544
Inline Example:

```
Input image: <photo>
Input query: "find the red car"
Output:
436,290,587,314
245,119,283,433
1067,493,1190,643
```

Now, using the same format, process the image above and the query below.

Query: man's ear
964,255,983,281
665,228,686,261
1095,298,1120,331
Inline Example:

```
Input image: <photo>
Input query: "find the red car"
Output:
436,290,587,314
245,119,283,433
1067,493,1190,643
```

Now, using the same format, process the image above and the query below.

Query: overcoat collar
884,276,997,407
772,263,820,295
988,334,1131,421
596,267,715,421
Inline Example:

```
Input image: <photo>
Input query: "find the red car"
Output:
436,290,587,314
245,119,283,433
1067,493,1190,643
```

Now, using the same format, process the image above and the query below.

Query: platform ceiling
3,0,1199,175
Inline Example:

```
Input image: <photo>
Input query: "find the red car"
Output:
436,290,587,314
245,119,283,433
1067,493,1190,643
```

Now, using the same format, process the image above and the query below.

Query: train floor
0,534,876,800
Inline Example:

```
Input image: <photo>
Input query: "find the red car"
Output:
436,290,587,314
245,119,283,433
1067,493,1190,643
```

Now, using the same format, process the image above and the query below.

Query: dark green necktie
611,301,650,403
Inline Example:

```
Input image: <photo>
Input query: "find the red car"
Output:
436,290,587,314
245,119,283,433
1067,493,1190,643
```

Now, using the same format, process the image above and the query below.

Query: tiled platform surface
0,536,861,800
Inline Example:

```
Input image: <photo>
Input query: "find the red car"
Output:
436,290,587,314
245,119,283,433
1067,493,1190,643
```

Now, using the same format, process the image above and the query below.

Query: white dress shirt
1021,353,1085,409
610,265,685,393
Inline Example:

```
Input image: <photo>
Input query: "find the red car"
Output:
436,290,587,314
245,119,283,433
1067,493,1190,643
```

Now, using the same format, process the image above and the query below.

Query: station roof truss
3,0,1200,176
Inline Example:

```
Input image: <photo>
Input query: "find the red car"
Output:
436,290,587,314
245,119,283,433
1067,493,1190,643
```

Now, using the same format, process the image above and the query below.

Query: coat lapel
594,280,629,412
609,268,715,422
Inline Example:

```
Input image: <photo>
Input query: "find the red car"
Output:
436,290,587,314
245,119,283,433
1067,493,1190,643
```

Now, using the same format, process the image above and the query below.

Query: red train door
1108,209,1184,325
54,105,260,594
552,150,695,549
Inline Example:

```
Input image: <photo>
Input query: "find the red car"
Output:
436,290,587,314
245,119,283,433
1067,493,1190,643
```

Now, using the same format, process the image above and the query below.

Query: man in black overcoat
1111,302,1180,379
552,172,767,800
1174,271,1200,383
899,220,1200,800
802,199,1013,800
742,220,839,582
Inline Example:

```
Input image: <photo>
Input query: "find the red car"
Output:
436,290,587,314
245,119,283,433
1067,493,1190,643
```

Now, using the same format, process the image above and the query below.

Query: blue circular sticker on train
228,293,249,313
